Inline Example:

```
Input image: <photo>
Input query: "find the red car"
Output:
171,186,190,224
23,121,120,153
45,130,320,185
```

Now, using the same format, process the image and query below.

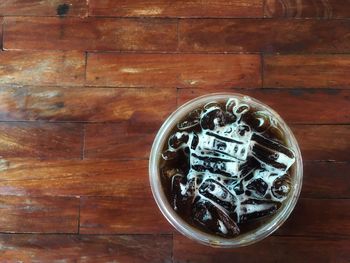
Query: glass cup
149,93,303,248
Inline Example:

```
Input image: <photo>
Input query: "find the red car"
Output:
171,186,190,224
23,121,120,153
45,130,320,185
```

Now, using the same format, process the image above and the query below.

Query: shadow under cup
149,93,303,248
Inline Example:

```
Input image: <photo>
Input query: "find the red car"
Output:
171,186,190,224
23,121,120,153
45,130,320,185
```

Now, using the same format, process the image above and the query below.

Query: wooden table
0,1,349,262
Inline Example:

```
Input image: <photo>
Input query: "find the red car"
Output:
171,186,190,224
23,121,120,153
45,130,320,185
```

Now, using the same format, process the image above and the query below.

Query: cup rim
149,92,303,248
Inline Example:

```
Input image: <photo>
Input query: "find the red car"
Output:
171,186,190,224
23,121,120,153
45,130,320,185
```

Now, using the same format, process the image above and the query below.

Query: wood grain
265,0,350,18
0,122,82,158
0,159,348,199
0,159,149,197
264,55,350,88
179,19,350,52
86,124,350,161
0,234,172,263
173,234,350,263
0,51,85,86
4,17,177,51
88,0,263,18
0,0,349,261
178,88,350,124
86,53,261,88
276,199,350,237
80,196,172,234
80,198,350,237
178,90,350,161
0,196,79,233
0,87,177,122
0,0,87,16
0,17,3,50
302,162,350,199
292,125,350,161
85,123,157,159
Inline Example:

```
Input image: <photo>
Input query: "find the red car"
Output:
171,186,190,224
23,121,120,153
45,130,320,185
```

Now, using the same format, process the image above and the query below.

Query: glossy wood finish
86,53,261,88
88,0,263,18
179,19,350,53
0,0,349,261
0,234,172,262
80,197,350,236
80,196,172,234
0,51,85,86
0,195,79,233
178,88,350,124
292,125,350,161
0,122,82,158
84,123,156,159
174,234,350,263
0,159,149,196
0,87,177,122
0,160,348,199
4,17,178,51
264,55,350,88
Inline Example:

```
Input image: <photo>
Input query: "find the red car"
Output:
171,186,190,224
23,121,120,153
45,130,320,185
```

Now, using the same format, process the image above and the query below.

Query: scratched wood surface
0,0,349,262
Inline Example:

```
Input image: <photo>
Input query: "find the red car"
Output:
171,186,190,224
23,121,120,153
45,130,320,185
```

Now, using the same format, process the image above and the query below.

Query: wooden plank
0,161,347,238
0,160,348,199
0,51,85,86
265,0,350,18
0,196,79,233
0,159,149,197
0,87,177,122
291,125,350,161
85,123,156,159
276,199,350,237
85,123,350,161
173,234,350,263
80,196,350,237
0,17,2,50
86,53,261,88
179,19,350,53
0,234,172,262
80,196,172,234
177,88,350,124
0,122,82,158
0,0,87,16
264,55,350,88
4,17,177,51
302,162,350,199
88,0,263,18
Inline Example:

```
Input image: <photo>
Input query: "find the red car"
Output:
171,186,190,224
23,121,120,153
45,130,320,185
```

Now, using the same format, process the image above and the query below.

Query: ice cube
199,179,237,212
200,107,226,130
177,109,201,131
162,150,178,160
168,132,189,150
271,174,291,199
192,200,240,237
251,133,295,172
243,111,272,133
239,199,280,223
246,178,268,197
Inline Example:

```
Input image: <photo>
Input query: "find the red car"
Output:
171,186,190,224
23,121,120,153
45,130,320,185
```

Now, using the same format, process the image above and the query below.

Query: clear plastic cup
149,93,303,248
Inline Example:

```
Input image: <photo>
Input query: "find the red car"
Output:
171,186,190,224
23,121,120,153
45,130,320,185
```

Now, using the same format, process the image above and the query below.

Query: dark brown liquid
159,99,295,238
